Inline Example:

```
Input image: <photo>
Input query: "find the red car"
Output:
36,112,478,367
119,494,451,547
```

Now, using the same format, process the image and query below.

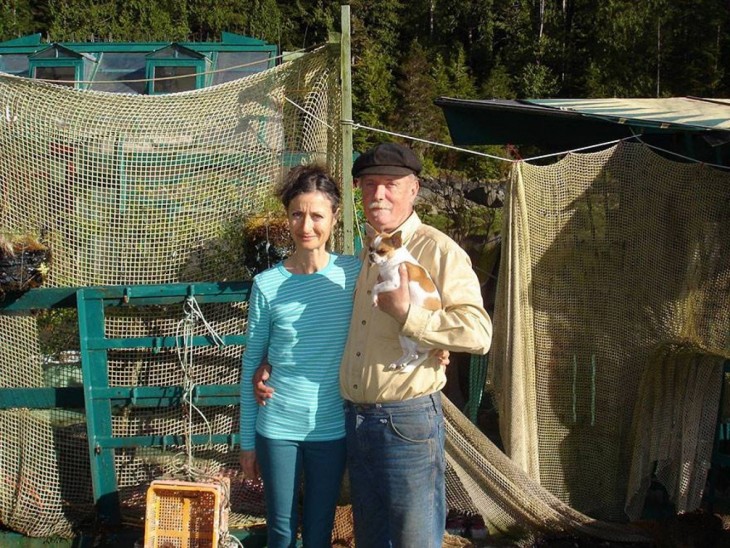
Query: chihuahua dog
366,225,442,372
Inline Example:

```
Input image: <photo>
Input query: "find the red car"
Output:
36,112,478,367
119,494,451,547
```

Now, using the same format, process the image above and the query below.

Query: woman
239,164,360,548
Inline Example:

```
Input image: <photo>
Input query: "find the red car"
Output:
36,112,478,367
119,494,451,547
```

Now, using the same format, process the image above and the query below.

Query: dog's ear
365,223,377,240
391,231,402,248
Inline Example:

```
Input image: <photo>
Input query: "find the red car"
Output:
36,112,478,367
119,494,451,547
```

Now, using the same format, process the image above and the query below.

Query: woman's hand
431,349,450,367
240,450,260,480
253,362,274,405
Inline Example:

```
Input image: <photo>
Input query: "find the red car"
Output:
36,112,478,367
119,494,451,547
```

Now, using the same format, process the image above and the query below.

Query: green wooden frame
0,282,252,528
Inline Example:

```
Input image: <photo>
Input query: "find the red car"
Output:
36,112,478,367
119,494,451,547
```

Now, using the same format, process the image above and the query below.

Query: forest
1,0,729,178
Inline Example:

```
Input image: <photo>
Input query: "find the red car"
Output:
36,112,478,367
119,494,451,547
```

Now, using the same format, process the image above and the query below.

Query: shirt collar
390,211,422,244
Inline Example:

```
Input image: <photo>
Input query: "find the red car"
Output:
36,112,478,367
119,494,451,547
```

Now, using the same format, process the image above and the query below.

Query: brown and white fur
366,225,442,372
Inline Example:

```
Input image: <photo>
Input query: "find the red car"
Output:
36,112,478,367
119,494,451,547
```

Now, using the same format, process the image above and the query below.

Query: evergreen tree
350,0,403,65
584,0,664,97
430,0,496,80
392,40,442,159
448,44,477,99
0,0,38,40
48,0,189,41
276,0,338,51
480,60,515,99
114,0,189,41
187,0,247,42
352,42,395,152
657,0,730,96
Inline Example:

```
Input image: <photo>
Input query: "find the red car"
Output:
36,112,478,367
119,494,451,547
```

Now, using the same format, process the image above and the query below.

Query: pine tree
0,0,37,40
392,40,441,157
352,42,395,152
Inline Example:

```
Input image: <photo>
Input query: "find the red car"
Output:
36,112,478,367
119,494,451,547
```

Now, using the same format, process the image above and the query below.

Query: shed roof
528,97,730,132
435,97,730,164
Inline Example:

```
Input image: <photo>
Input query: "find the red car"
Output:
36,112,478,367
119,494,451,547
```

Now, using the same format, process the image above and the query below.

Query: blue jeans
345,393,446,548
256,434,346,548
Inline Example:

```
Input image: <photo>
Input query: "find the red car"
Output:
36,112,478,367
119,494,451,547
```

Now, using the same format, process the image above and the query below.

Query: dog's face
366,228,403,267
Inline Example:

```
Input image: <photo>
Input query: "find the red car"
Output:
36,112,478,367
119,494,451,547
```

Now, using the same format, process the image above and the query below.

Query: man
341,142,491,547
255,142,491,547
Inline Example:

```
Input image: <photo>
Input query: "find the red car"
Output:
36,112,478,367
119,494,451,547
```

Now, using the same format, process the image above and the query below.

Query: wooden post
341,2,355,254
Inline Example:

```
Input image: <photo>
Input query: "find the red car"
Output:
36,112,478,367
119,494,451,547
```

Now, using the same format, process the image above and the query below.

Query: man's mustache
368,202,392,211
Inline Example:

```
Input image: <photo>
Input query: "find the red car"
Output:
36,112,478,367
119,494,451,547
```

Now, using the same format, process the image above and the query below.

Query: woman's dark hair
277,164,341,211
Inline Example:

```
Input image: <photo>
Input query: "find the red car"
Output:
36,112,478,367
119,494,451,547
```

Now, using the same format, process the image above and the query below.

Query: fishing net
490,142,730,526
0,44,342,538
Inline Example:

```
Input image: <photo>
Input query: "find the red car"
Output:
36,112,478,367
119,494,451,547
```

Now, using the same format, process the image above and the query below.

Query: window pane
0,54,29,76
213,52,271,85
35,66,76,86
90,52,147,94
153,65,196,93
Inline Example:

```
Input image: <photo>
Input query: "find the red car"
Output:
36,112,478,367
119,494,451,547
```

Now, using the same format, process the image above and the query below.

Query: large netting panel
490,141,730,522
443,396,648,542
0,44,341,538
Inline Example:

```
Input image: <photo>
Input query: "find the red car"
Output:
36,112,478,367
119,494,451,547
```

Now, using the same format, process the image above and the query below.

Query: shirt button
356,352,361,357
367,290,372,295
361,320,366,325
353,384,358,389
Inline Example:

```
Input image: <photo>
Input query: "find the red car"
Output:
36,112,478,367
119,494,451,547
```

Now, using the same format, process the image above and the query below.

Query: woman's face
287,190,338,253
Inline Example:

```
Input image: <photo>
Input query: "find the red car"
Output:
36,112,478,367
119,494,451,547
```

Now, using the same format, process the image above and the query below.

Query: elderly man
342,142,491,547
252,142,491,547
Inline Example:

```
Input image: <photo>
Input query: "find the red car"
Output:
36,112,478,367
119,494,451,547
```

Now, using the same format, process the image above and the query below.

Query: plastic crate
144,479,229,548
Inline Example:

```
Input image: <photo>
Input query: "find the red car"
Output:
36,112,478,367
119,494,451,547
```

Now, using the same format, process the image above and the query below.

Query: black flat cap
352,143,422,177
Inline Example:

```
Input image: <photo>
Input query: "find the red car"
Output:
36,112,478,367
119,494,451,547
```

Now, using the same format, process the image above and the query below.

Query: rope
629,128,730,170
305,97,718,168
286,96,335,130
172,295,237,545
174,295,224,474
351,121,511,161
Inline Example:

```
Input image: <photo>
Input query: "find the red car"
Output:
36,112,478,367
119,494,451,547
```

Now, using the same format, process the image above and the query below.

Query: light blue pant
256,434,346,548
345,393,446,548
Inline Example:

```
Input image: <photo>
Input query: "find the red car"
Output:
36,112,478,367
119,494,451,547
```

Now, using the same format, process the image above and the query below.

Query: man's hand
253,362,274,406
375,264,411,324
240,450,260,480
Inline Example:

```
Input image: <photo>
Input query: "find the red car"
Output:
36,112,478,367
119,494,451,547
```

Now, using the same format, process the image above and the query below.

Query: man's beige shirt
340,213,492,403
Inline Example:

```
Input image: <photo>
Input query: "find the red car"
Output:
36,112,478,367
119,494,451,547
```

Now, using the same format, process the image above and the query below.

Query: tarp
435,97,730,164
526,97,730,132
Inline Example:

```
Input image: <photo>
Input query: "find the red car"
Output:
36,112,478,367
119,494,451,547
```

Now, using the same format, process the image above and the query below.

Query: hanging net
0,44,342,538
490,141,730,526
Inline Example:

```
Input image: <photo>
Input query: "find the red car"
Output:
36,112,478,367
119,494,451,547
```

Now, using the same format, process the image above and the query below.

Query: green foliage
48,0,189,41
0,0,38,40
392,40,441,155
26,0,730,101
187,0,248,41
36,309,80,355
480,62,515,99
461,146,512,181
517,62,560,98
352,42,395,152
351,0,403,61
275,0,338,50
